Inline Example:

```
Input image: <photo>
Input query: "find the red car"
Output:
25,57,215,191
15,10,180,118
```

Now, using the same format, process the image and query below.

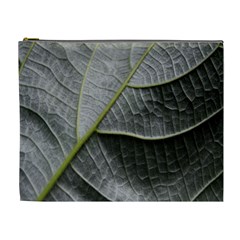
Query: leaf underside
19,40,223,201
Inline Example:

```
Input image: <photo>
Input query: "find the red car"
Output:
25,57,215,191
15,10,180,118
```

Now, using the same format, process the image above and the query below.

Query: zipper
23,38,223,43
23,38,40,41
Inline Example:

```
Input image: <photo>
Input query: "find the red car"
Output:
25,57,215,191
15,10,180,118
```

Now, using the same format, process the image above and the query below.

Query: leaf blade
35,43,155,200
128,42,221,87
65,110,223,201
98,47,223,139
19,41,223,201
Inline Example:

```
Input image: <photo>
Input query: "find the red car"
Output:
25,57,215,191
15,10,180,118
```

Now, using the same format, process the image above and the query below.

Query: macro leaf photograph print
19,40,223,201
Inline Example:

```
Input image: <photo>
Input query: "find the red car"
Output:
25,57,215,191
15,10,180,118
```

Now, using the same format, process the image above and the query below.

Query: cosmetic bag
19,39,223,201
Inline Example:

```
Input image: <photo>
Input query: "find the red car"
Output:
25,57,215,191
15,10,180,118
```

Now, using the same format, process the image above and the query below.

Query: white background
0,0,239,239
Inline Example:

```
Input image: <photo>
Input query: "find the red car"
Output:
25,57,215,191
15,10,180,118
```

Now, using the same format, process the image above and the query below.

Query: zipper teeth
23,38,223,43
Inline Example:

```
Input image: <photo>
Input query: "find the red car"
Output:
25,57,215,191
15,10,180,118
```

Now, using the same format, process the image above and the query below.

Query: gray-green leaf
19,40,223,201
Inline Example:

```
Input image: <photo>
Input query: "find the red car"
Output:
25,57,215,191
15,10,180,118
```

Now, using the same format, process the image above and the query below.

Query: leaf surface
19,40,223,201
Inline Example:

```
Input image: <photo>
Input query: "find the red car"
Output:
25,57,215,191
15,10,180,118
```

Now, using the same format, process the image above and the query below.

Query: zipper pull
23,37,39,41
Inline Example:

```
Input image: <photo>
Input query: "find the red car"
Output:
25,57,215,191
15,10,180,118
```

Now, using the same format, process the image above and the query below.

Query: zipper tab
23,37,39,41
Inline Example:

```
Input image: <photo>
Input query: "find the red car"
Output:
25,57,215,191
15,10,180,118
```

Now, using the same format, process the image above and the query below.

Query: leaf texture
98,48,223,139
128,42,219,87
19,40,223,201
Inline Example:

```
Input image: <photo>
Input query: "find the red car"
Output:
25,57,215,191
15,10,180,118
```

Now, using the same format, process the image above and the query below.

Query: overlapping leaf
19,40,223,201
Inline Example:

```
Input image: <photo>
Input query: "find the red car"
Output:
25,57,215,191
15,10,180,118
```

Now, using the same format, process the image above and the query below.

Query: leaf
19,40,223,201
